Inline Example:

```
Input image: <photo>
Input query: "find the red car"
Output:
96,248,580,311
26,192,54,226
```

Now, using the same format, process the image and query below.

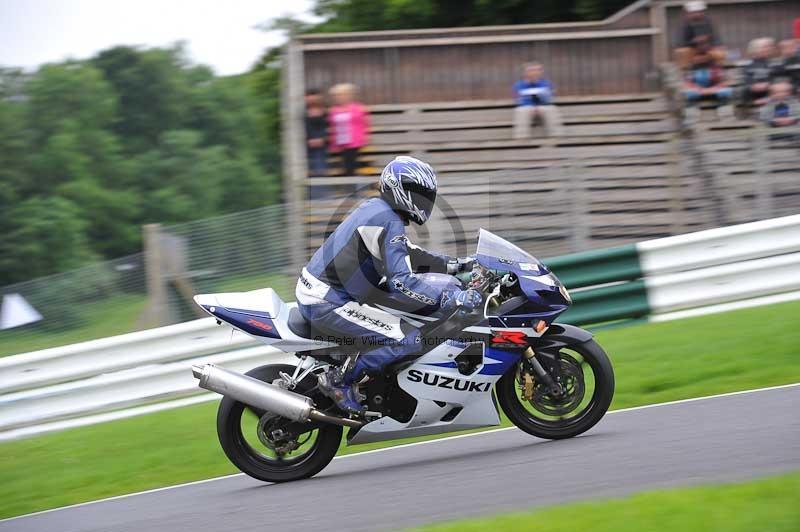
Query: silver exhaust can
192,364,313,423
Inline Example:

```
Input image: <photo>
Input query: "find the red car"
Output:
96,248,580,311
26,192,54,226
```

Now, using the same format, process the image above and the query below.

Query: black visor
405,182,437,222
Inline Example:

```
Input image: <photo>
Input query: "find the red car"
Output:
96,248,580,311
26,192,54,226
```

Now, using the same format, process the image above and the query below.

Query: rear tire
497,339,614,440
216,364,342,483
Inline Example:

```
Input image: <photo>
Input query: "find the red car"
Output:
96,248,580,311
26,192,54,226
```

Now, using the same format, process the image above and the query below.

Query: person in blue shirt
760,81,799,127
512,62,563,138
295,156,482,415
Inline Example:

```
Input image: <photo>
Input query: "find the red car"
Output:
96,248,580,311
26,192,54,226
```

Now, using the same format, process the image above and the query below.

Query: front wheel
497,339,614,440
216,364,342,483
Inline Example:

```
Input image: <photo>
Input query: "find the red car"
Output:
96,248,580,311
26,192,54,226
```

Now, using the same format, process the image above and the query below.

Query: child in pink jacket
328,83,369,176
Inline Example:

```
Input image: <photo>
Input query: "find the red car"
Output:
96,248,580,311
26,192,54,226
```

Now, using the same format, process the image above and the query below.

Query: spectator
512,62,563,138
772,39,800,92
683,39,733,122
759,81,799,127
795,17,800,39
744,37,776,106
675,1,725,69
328,83,369,176
305,88,328,178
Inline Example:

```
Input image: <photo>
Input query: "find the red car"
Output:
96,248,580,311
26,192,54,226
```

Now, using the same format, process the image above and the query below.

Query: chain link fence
0,254,146,357
156,203,293,324
0,204,292,357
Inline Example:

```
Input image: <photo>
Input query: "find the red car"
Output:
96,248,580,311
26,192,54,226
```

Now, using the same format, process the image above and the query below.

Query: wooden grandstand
283,0,800,269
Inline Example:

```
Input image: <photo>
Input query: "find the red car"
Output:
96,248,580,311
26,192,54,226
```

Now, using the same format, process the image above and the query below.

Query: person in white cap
675,1,725,68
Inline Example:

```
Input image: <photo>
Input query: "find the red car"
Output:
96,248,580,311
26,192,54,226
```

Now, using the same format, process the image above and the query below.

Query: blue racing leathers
295,197,453,383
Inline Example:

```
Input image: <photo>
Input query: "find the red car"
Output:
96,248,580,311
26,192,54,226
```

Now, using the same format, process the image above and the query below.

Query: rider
295,156,482,415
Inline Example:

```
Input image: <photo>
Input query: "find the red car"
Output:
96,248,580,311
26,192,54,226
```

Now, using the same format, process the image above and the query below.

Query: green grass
406,472,800,532
0,300,798,518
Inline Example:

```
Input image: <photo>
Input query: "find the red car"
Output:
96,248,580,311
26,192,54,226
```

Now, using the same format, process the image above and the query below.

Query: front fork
520,346,564,399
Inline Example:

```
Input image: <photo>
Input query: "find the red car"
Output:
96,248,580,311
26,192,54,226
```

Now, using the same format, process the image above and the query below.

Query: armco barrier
550,214,800,324
0,317,258,395
0,345,293,431
1,215,800,440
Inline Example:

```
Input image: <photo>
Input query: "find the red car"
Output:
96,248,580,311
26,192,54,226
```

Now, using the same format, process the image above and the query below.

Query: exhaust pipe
192,364,362,428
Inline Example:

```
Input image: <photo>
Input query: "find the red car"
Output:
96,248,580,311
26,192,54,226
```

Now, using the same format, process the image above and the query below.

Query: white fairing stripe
375,304,439,322
333,302,405,341
521,273,558,287
295,268,330,306
373,304,430,328
357,225,384,259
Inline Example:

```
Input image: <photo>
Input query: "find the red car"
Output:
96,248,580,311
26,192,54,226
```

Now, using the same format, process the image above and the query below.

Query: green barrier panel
557,280,650,326
543,244,641,289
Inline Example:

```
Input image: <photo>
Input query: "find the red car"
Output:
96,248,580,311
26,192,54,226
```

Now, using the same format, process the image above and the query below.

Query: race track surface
4,385,799,532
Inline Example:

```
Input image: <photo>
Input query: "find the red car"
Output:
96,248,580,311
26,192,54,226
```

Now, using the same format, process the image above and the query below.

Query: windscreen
475,229,540,265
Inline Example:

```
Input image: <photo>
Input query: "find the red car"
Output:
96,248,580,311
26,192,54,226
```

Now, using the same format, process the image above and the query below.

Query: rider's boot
317,365,365,416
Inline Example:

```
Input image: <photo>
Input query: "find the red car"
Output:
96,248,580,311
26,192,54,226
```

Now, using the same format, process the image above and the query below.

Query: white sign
0,293,43,330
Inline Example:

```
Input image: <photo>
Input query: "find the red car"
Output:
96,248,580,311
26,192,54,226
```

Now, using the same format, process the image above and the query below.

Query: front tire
216,364,342,483
497,339,614,440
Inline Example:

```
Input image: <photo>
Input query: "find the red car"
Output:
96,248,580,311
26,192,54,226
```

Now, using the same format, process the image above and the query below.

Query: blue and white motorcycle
191,229,614,483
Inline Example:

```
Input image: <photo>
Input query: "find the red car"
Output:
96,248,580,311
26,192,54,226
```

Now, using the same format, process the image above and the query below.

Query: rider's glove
443,289,483,311
447,256,475,275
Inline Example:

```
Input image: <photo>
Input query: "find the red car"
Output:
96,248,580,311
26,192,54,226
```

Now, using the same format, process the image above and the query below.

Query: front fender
529,323,593,351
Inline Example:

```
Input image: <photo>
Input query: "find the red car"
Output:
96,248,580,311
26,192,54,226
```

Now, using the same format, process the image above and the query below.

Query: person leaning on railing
772,39,800,95
305,88,328,178
327,83,370,177
682,36,733,123
512,61,563,138
759,81,800,131
743,37,778,107
674,1,725,70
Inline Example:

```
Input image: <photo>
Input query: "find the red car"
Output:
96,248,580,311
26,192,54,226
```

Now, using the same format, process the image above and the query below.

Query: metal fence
0,204,293,357
156,203,293,324
0,254,146,357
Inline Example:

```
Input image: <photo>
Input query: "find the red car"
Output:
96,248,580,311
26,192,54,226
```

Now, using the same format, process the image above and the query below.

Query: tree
26,63,117,144
0,197,97,283
92,45,192,153
56,178,141,258
310,0,633,31
248,47,283,180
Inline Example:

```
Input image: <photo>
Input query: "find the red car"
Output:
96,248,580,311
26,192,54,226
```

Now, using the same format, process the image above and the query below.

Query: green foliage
0,196,97,282
0,47,281,285
311,0,633,32
91,45,190,153
248,48,283,177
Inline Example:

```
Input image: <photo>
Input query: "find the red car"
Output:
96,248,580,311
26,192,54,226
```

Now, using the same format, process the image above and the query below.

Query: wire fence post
568,160,589,252
141,224,168,329
752,125,773,219
282,39,308,276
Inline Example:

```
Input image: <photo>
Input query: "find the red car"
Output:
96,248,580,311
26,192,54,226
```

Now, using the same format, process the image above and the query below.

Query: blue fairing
480,348,521,375
474,229,570,327
204,306,281,339
423,348,519,376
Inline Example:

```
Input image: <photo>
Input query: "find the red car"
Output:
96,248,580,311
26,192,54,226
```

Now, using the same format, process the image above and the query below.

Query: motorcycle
191,229,614,483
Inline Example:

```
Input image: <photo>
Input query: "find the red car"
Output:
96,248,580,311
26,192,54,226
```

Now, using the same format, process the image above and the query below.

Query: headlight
558,284,572,303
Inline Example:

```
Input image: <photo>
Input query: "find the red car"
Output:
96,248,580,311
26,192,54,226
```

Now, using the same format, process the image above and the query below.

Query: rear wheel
497,339,614,440
216,364,342,483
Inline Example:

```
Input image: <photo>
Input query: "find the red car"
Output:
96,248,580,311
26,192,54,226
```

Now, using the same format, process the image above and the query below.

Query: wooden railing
281,0,797,273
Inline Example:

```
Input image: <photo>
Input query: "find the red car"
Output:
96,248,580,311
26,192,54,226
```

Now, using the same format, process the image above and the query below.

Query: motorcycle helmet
379,156,438,225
